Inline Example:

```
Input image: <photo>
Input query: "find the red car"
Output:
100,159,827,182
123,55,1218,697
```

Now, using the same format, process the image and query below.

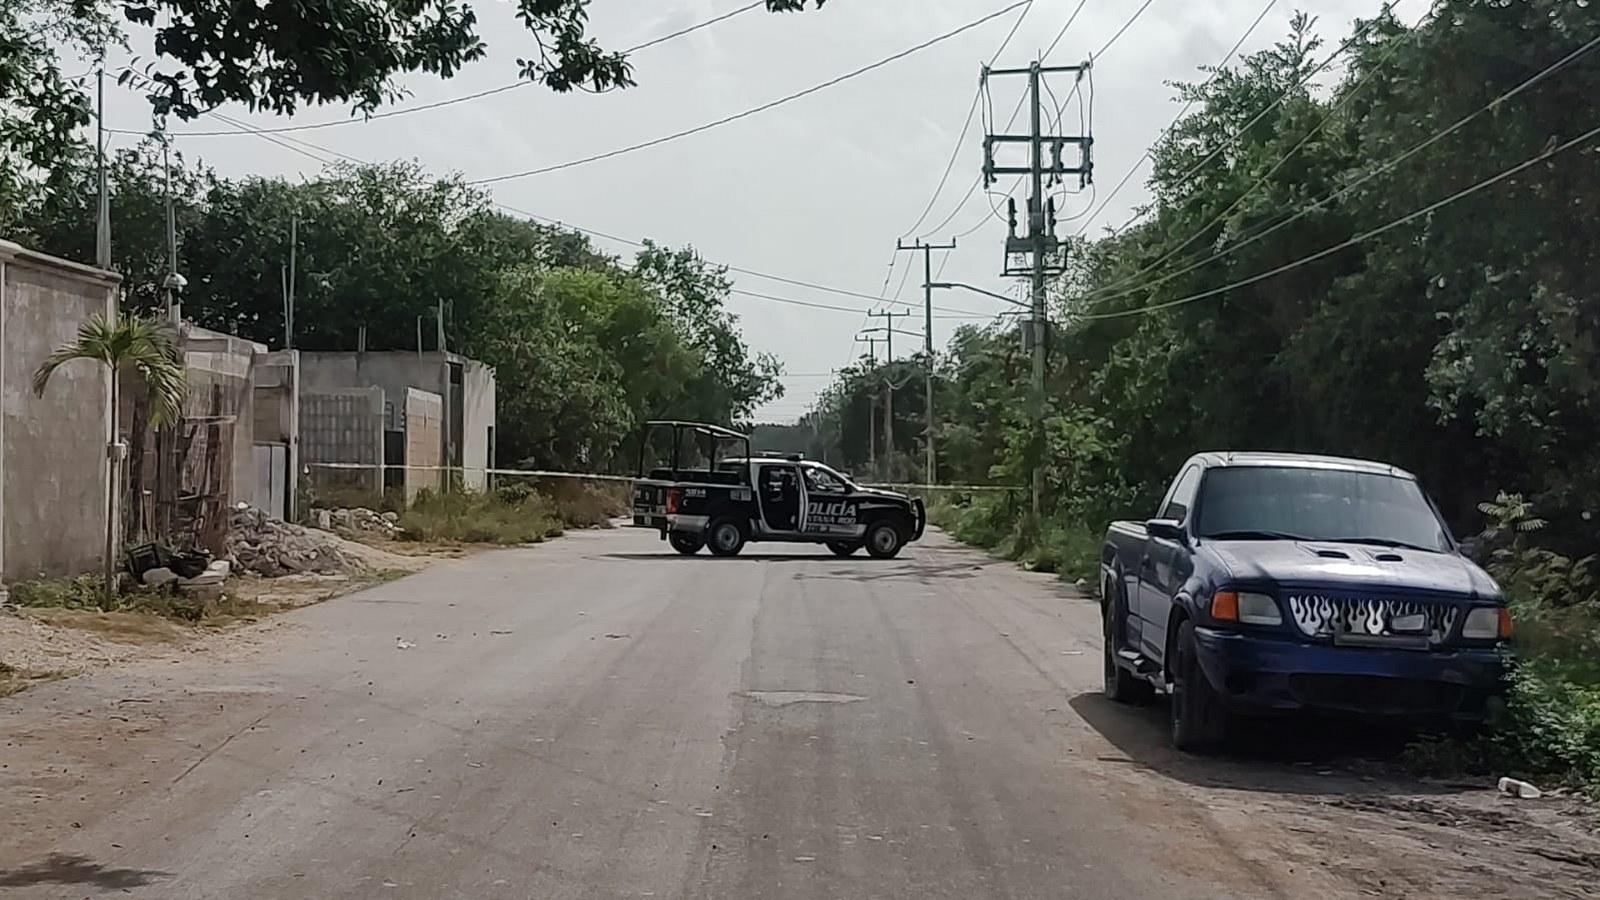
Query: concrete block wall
300,387,385,496
0,241,117,582
299,351,496,491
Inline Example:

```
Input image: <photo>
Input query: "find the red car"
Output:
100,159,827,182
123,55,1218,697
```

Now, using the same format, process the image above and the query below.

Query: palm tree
33,313,186,606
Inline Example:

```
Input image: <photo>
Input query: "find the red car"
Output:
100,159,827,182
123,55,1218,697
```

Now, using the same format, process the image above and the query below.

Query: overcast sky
93,0,1424,422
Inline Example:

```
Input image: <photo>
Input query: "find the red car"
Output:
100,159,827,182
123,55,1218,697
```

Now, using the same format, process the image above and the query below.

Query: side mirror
1146,518,1187,543
1458,535,1484,560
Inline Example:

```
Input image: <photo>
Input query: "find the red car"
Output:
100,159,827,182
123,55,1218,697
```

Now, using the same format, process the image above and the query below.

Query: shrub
10,575,109,610
399,488,564,545
1405,494,1600,796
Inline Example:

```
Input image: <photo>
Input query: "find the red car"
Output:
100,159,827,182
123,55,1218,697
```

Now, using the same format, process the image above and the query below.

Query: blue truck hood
1205,540,1501,599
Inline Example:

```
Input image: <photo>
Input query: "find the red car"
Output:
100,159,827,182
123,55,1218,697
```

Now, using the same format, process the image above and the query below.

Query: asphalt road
7,528,1581,899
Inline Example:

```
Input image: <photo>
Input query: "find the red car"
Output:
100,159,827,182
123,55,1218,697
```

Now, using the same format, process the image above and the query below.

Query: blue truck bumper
1193,627,1506,720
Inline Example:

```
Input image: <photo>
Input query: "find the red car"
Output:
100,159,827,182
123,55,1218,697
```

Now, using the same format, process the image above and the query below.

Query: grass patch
495,477,628,529
399,487,564,545
0,662,67,698
928,493,1101,586
9,575,109,611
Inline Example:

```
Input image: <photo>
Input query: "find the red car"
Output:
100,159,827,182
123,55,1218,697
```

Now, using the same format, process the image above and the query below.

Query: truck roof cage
755,451,804,461
637,420,752,477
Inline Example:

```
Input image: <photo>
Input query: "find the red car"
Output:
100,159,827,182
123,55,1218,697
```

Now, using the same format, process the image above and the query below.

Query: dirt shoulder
935,528,1600,899
0,532,466,688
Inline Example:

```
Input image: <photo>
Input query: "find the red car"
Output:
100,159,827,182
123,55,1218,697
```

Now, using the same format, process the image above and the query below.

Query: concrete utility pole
162,134,183,324
281,212,297,349
897,237,956,486
859,335,882,475
863,309,915,482
95,66,110,271
983,60,1093,520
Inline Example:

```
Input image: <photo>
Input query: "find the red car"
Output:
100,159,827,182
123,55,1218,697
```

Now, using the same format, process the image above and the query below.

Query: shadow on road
792,560,984,583
0,853,170,890
1069,691,1477,797
593,554,983,581
594,553,838,562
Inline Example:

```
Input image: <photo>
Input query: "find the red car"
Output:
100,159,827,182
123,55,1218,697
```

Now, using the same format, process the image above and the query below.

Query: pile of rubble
312,507,402,539
227,504,359,577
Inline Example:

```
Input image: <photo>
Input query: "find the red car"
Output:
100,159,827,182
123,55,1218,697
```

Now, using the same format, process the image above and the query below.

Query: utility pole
898,237,956,486
983,60,1093,520
864,309,913,481
162,134,183,324
95,66,110,271
858,334,882,478
281,212,297,349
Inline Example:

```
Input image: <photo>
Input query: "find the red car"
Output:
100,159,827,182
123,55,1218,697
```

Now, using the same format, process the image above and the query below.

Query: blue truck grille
1285,594,1459,645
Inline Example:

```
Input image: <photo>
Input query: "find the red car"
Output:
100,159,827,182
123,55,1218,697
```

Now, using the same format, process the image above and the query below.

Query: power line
1084,27,1600,308
1071,0,1284,237
731,285,990,318
158,107,998,321
1078,120,1600,322
468,0,1033,185
897,0,1043,239
1092,0,1160,58
916,0,1154,242
142,1,769,138
1041,0,1093,59
1082,16,1414,302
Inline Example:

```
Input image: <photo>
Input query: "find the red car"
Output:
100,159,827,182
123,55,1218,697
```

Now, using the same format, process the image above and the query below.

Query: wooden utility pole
983,60,1093,519
897,237,956,486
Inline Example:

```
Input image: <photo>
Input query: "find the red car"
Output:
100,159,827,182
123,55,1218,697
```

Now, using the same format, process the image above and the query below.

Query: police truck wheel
827,541,860,557
864,520,906,559
705,519,746,557
668,533,703,556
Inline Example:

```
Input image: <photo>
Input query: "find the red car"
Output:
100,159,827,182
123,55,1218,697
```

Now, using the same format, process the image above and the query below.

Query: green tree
32,313,185,606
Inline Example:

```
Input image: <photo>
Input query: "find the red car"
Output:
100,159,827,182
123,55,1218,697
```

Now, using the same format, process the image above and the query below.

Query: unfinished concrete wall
0,241,117,583
299,351,447,415
251,350,299,520
300,387,384,497
182,325,265,514
299,350,496,490
404,388,443,500
460,360,496,490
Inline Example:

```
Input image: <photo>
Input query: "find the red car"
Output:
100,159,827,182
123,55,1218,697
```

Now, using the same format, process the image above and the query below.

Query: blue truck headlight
1214,590,1282,626
1237,591,1282,626
1462,606,1512,639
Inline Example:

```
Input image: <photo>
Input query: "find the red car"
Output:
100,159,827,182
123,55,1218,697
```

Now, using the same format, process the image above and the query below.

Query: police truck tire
705,518,746,558
669,533,703,555
864,520,906,559
827,542,860,557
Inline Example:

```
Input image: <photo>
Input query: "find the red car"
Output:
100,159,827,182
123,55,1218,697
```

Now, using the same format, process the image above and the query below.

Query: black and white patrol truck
630,420,925,558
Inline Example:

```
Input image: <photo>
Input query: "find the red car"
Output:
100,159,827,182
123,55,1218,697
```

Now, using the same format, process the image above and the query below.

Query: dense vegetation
797,1,1600,791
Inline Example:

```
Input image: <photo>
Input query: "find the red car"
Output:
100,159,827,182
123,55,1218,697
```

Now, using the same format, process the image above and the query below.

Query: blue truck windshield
1194,466,1452,552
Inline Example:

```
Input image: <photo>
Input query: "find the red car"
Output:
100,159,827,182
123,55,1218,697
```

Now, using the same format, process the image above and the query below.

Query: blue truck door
1138,464,1201,661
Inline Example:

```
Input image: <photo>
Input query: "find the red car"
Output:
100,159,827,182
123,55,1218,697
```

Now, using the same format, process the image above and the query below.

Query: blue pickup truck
1101,452,1510,752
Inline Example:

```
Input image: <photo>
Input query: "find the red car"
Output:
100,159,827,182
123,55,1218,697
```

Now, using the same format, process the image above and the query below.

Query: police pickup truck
630,420,925,558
